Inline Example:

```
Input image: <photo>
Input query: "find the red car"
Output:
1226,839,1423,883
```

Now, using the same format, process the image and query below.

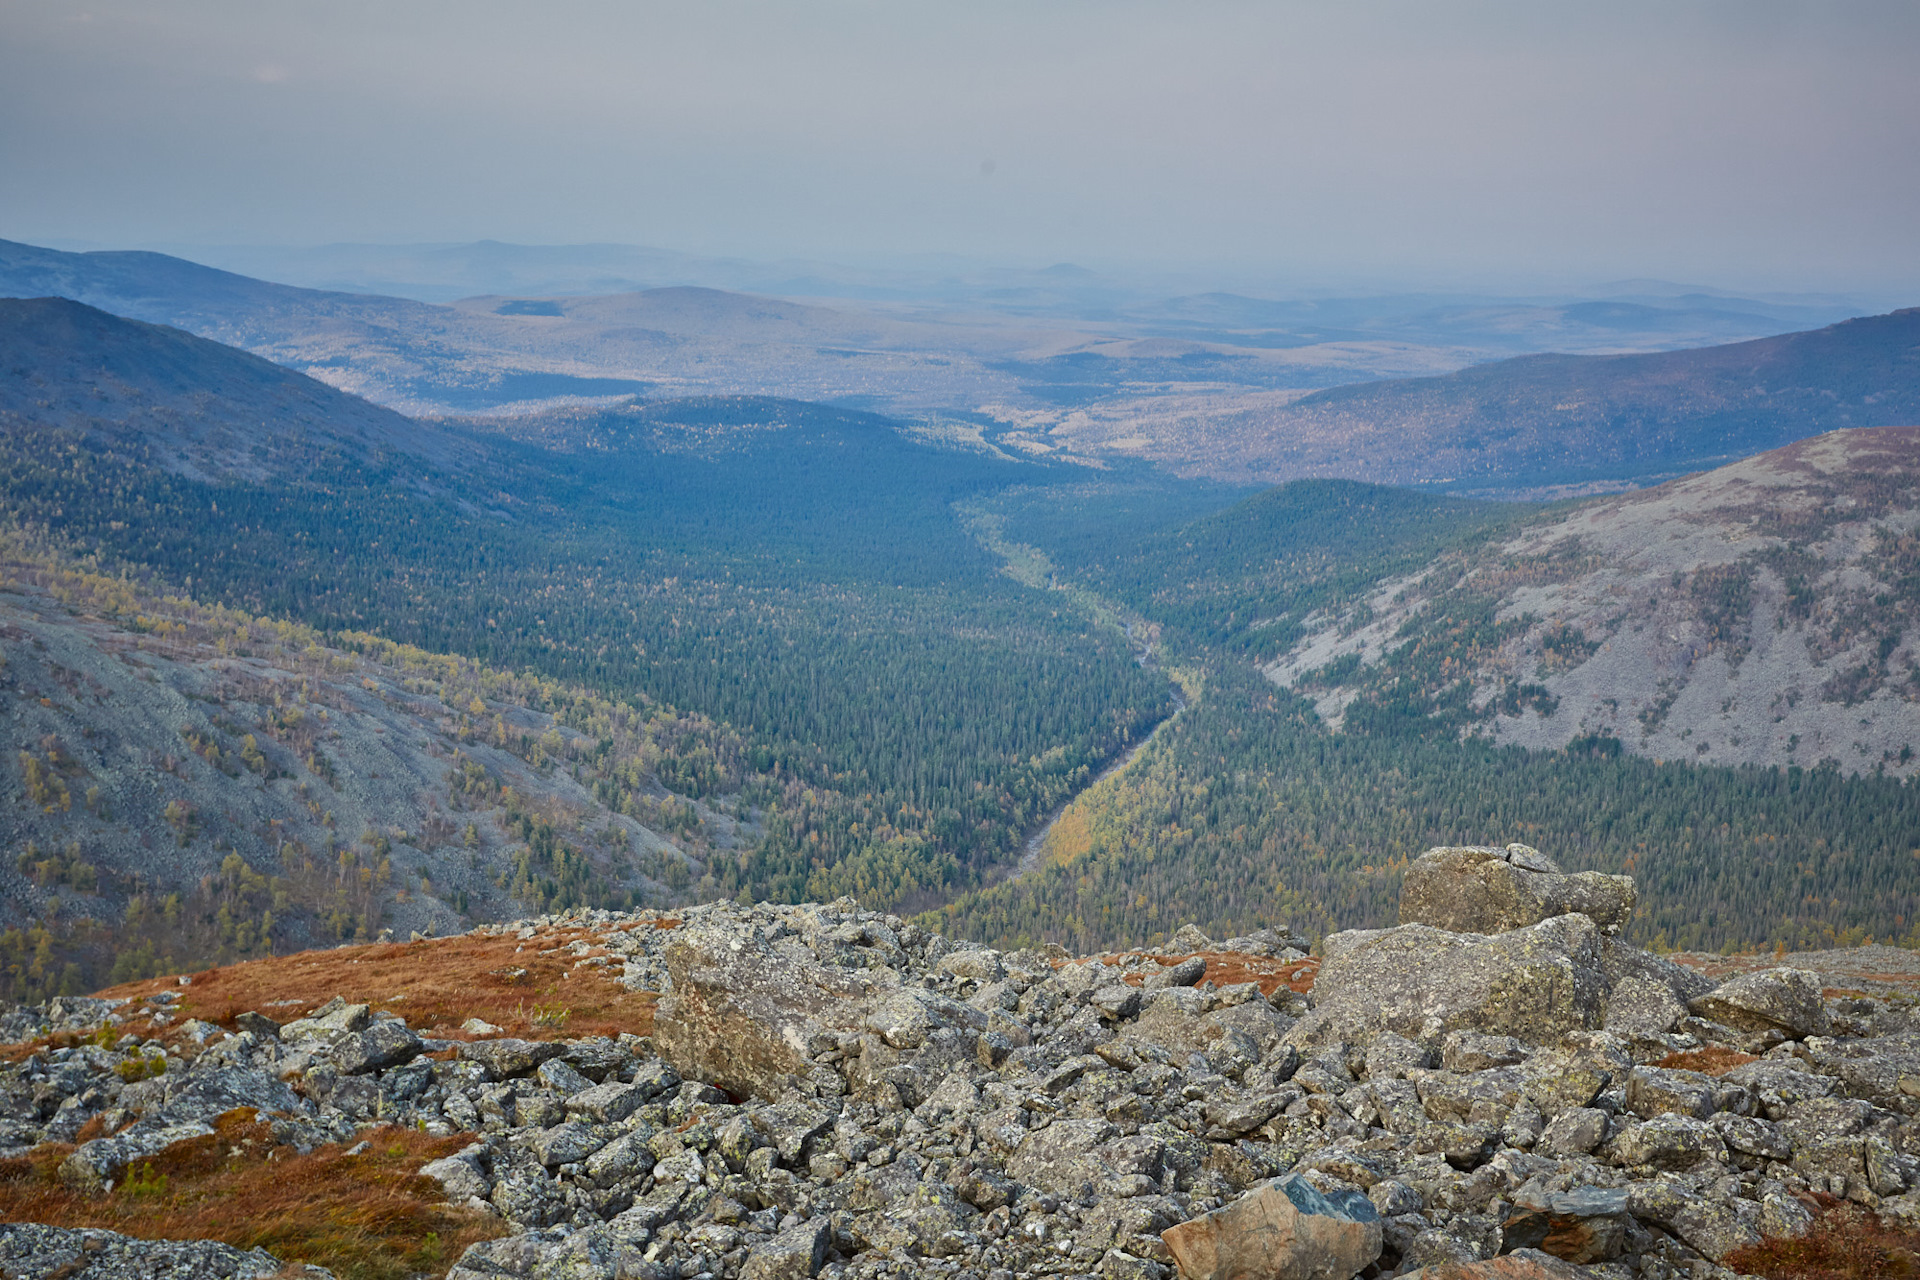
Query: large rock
1286,915,1608,1049
1499,1187,1630,1263
1689,968,1832,1038
652,917,889,1099
326,1020,422,1074
1161,1175,1382,1280
1398,846,1635,935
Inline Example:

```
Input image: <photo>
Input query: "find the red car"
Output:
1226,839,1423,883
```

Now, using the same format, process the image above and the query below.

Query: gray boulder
458,1038,566,1080
1287,915,1608,1049
1603,976,1690,1038
1160,1174,1382,1280
326,1020,422,1075
59,1117,217,1192
1689,968,1832,1038
1398,846,1635,935
741,1218,831,1280
652,917,880,1099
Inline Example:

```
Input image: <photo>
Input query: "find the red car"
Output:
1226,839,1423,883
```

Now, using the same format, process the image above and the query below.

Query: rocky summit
1,845,1918,1280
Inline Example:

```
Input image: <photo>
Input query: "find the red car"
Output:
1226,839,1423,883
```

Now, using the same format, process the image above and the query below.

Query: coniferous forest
4,395,1917,964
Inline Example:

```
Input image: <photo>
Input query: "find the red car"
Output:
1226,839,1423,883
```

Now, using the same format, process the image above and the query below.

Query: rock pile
0,843,1916,1280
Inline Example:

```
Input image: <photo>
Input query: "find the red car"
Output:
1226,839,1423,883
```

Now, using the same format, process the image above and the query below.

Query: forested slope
924,473,1920,954
0,312,1187,933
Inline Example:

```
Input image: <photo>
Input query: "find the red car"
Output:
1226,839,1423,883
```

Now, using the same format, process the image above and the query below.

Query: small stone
233,1011,280,1039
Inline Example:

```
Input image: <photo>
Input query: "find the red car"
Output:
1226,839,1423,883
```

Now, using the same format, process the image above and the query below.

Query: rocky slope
0,546,750,982
0,844,1915,1279
1265,426,1920,777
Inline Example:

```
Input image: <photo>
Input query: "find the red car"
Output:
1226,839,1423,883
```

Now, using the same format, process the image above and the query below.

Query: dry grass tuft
1728,1197,1920,1280
89,926,660,1044
0,1109,505,1280
1655,1045,1759,1076
1099,950,1319,996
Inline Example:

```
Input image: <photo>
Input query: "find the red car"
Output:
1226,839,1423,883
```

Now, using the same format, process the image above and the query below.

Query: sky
3,0,1918,295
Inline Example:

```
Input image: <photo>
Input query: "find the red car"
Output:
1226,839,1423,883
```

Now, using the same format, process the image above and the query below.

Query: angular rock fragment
457,1037,566,1080
1399,845,1635,935
1403,1251,1588,1280
1689,968,1832,1038
326,1020,422,1075
1499,1186,1630,1262
1161,1174,1382,1280
1288,915,1608,1049
741,1217,830,1280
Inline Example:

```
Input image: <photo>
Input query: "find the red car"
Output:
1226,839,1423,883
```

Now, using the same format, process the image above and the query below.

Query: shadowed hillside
0,298,469,480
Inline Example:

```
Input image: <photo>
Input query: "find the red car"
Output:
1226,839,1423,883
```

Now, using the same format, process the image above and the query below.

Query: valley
0,254,1916,980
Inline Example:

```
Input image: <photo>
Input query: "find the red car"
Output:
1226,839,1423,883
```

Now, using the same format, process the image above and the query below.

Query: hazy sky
4,1,1918,293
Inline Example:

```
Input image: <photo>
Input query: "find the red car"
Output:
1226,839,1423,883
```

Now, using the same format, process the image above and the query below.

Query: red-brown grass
0,1109,505,1280
1656,1046,1759,1076
88,925,663,1045
1099,950,1319,997
1727,1196,1920,1280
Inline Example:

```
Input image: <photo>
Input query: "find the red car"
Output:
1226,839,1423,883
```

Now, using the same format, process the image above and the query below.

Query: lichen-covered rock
652,916,881,1099
1689,968,1833,1038
1627,1179,1765,1260
740,1217,830,1280
1398,846,1635,935
59,1117,218,1191
1287,915,1608,1049
325,1020,422,1075
1161,1174,1380,1280
1625,1067,1722,1120
1603,976,1690,1038
0,1222,300,1279
1605,1113,1729,1171
457,1038,567,1080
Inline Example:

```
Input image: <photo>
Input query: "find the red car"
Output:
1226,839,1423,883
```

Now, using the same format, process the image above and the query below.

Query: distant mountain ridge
1200,308,1920,493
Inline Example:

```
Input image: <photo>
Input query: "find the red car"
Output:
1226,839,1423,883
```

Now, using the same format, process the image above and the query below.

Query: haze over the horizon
3,1,1918,297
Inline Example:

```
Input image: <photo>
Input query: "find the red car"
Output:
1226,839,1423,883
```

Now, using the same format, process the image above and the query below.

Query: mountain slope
1149,308,1920,493
1264,425,1920,776
0,542,771,998
0,297,469,480
0,312,1177,926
